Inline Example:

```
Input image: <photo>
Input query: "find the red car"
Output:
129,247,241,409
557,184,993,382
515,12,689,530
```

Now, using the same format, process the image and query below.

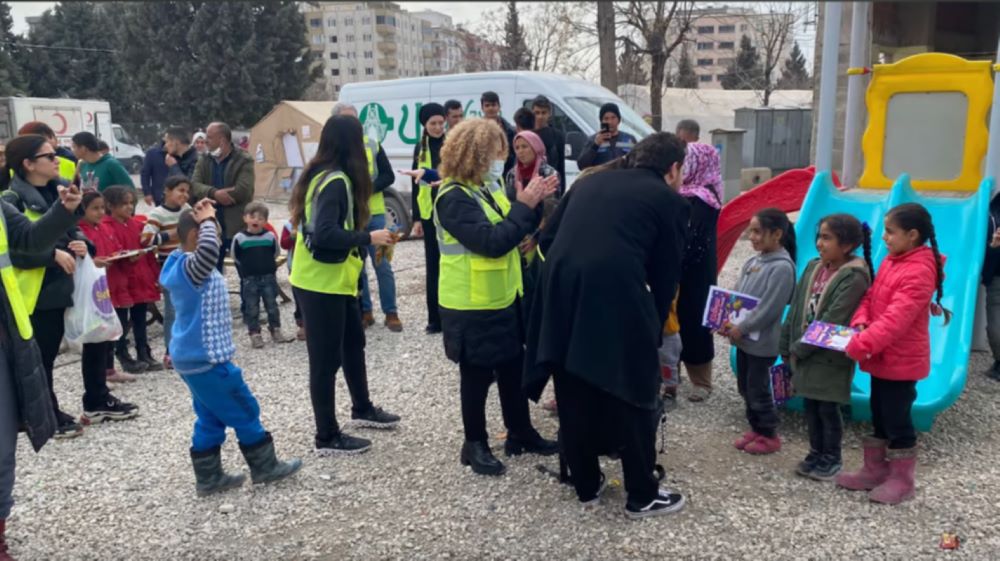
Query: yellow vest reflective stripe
57,156,76,183
12,208,45,315
289,171,363,296
364,135,385,216
433,179,521,311
416,137,434,220
0,210,34,339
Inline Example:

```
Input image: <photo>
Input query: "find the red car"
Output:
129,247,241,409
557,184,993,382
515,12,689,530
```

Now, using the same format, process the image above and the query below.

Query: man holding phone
577,102,637,170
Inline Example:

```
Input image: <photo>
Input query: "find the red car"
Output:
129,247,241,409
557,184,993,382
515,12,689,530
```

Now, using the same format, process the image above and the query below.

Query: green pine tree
0,2,26,95
675,45,698,89
721,35,764,90
777,41,811,89
501,1,531,70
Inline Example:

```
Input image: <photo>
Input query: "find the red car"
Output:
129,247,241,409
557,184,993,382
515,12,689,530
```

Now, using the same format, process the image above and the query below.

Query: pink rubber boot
868,447,916,505
835,436,890,491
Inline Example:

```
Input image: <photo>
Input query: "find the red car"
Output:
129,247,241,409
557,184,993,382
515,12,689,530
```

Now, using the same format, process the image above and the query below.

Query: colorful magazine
702,285,760,341
770,363,793,406
800,321,859,352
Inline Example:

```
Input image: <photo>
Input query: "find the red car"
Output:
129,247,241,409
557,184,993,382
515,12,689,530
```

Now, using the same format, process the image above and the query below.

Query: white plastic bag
64,254,122,346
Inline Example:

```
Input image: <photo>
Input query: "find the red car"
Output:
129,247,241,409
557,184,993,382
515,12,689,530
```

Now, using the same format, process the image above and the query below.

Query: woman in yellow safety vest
288,115,401,457
0,135,96,440
16,121,77,183
404,102,448,334
0,177,83,560
434,118,560,476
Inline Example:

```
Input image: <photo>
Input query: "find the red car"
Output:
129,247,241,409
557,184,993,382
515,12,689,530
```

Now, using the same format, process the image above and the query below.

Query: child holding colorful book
779,214,873,481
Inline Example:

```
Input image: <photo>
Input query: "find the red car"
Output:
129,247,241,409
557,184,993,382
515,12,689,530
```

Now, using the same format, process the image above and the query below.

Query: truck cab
111,123,145,174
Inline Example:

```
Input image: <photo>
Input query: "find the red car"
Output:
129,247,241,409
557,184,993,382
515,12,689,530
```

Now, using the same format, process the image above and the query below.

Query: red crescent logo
52,112,68,135
86,112,93,124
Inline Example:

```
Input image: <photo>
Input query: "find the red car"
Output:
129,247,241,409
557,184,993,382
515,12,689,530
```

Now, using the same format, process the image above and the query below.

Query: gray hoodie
733,247,796,357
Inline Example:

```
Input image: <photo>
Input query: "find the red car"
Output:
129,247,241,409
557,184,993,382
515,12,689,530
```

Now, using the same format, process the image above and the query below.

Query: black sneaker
580,472,608,507
351,406,400,429
54,415,84,440
315,433,372,457
425,324,442,335
625,488,686,519
795,451,821,477
988,362,1000,381
808,457,842,481
83,396,140,423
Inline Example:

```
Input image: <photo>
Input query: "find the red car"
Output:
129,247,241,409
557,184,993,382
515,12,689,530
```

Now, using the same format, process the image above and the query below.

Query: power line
0,41,118,54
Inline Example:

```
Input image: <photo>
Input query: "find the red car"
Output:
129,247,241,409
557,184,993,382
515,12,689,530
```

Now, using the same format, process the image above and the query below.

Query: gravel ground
6,201,1000,560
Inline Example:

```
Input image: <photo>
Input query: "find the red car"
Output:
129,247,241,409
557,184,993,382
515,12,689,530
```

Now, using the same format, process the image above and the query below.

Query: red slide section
716,166,841,273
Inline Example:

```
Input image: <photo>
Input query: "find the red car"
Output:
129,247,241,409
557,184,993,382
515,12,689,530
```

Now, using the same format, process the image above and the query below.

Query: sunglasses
29,152,57,162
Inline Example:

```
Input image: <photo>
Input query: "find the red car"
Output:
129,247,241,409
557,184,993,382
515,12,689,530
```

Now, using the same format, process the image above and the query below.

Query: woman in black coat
435,118,560,476
525,133,691,519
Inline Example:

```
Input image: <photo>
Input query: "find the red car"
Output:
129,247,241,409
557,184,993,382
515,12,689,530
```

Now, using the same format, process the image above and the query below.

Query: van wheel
129,157,143,174
383,189,412,239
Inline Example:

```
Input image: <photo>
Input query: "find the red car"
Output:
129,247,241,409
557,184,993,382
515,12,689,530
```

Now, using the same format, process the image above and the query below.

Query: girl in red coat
839,203,950,505
101,186,163,374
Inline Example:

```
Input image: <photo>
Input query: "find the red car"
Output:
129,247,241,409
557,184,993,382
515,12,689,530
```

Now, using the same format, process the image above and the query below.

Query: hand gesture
144,195,155,207
519,236,537,256
399,169,426,182
192,198,216,223
58,184,82,212
515,174,559,209
165,154,178,168
595,131,612,145
54,249,76,275
67,240,87,257
213,188,235,206
991,228,1000,249
727,324,744,342
411,221,424,238
93,256,110,268
369,229,397,247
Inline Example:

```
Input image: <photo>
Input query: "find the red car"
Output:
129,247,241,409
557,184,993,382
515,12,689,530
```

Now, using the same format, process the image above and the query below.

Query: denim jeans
242,274,281,333
804,398,843,463
735,349,779,438
360,213,398,314
180,361,268,452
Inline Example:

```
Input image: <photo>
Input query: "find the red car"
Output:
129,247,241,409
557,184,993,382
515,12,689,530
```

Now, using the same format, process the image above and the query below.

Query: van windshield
564,97,654,139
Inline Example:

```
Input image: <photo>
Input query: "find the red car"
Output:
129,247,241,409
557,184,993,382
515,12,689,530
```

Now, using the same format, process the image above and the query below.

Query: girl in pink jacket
838,203,950,505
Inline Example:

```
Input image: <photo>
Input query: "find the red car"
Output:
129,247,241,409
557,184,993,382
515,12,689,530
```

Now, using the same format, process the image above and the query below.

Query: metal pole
842,2,870,188
815,2,843,173
985,34,1000,181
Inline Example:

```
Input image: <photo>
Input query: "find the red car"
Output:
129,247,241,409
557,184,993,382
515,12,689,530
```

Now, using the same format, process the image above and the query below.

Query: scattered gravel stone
218,504,236,515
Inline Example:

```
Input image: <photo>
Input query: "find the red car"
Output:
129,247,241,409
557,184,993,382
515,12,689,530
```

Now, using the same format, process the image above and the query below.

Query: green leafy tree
777,41,811,89
0,2,26,95
721,34,764,91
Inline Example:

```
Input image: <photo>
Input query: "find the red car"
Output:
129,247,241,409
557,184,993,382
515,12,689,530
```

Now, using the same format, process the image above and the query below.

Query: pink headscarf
681,142,724,210
513,131,547,191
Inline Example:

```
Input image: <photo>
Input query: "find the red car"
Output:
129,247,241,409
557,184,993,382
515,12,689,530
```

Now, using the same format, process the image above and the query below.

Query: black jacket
535,126,566,195
1,199,78,451
168,146,200,180
984,196,1000,286
411,135,444,223
1,175,92,311
372,146,394,196
525,168,690,409
302,167,371,264
494,117,517,176
436,181,541,367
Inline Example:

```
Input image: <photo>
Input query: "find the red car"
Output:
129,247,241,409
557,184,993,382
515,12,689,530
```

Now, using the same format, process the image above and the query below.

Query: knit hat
419,103,446,126
599,102,621,121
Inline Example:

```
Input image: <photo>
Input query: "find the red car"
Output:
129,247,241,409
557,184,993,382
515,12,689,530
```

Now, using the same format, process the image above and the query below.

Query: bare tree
477,3,595,78
458,26,502,72
738,2,809,106
617,41,648,85
597,2,617,91
617,1,695,131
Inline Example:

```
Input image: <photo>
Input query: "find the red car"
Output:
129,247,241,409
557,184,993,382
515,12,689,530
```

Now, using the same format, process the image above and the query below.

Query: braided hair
818,213,874,279
886,203,951,325
755,208,797,264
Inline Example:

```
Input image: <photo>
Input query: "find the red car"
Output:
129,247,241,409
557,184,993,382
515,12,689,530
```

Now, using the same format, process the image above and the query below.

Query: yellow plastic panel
859,53,992,191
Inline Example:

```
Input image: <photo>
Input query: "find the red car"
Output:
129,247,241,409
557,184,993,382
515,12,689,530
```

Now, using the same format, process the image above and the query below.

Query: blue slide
735,171,992,430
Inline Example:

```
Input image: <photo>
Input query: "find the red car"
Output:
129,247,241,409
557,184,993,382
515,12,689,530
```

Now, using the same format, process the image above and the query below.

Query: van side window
522,98,583,137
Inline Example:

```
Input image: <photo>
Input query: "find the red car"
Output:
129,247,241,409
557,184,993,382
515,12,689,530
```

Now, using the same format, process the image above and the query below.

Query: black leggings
115,304,148,353
295,288,373,442
81,342,112,410
30,307,67,416
804,398,843,462
870,377,917,449
458,355,535,443
422,218,441,328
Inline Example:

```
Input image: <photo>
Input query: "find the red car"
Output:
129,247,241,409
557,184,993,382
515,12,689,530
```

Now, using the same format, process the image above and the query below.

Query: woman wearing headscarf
402,103,447,334
525,132,690,518
434,119,559,476
675,141,724,402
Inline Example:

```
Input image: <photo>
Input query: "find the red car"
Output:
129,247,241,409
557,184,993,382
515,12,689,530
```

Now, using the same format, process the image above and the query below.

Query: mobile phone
600,122,610,133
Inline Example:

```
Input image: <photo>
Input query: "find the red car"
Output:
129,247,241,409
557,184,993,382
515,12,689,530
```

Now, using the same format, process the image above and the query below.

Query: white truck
0,96,146,173
339,71,654,234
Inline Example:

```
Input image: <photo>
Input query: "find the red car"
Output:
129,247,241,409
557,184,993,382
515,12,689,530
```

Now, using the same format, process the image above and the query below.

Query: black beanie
419,103,446,126
599,102,621,121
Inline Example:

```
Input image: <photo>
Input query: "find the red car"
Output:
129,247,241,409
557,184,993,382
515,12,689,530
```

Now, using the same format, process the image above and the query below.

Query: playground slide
783,171,992,430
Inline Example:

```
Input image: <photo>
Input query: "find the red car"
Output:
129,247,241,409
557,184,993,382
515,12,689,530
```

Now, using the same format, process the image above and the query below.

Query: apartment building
411,10,464,76
673,6,794,89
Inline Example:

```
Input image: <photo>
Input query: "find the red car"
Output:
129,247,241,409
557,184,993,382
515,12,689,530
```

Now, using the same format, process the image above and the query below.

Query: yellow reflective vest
364,135,385,216
433,179,522,311
289,171,363,296
11,206,45,315
415,137,435,220
0,209,35,339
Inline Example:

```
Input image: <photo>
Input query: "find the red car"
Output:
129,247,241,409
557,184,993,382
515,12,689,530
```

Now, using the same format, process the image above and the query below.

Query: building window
311,35,323,45
376,15,396,26
309,18,321,27
697,25,714,34
350,68,357,75
346,34,355,42
334,85,341,93
697,58,713,66
329,52,338,60
363,33,372,41
697,42,713,50
740,24,748,32
718,24,735,33
364,51,373,59
362,16,372,25
699,75,713,82
717,75,727,81
329,35,337,43
331,69,340,76
327,18,336,27
345,17,354,25
366,67,374,75
718,41,735,50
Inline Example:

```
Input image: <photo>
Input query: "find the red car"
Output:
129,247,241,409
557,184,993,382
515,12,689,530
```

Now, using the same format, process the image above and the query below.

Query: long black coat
525,167,690,410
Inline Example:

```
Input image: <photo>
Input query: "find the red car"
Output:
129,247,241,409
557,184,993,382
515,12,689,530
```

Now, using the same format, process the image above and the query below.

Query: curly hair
439,118,507,184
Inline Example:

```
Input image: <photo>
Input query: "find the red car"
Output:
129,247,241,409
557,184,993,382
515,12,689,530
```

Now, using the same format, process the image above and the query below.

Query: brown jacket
190,146,255,238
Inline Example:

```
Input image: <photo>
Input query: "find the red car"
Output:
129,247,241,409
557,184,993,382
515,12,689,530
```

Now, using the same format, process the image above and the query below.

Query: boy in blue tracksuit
160,199,301,496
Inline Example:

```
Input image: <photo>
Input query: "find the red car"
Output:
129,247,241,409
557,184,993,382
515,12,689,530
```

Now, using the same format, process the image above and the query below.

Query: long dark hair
886,202,951,324
818,213,874,279
0,134,49,190
755,207,797,264
289,115,372,231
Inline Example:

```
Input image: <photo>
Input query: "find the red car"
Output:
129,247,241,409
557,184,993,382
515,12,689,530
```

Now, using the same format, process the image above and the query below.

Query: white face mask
484,159,505,183
209,146,223,158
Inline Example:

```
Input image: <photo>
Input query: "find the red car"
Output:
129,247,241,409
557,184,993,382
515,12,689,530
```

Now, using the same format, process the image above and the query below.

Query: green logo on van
359,102,394,144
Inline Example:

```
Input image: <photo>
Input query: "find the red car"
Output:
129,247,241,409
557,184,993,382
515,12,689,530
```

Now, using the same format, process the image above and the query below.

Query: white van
339,71,653,233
